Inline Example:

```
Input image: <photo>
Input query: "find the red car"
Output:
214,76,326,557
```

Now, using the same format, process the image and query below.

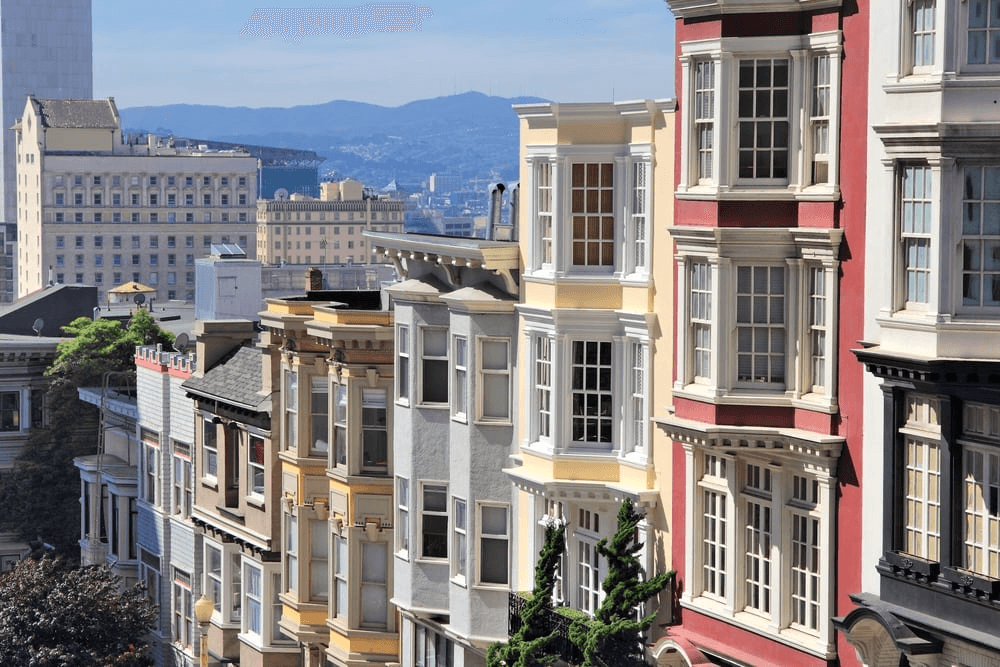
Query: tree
0,556,156,666
488,521,568,667
0,311,173,558
569,500,673,667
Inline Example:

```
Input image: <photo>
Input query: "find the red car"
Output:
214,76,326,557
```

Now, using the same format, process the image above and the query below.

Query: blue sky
93,0,676,109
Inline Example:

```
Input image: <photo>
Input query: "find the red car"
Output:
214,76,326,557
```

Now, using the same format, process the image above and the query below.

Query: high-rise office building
0,0,93,302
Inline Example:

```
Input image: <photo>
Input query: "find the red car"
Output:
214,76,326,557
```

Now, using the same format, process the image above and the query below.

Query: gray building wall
1,0,93,300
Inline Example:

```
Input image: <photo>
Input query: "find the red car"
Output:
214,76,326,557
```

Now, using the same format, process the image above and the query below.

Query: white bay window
524,146,651,278
678,32,842,198
673,227,841,408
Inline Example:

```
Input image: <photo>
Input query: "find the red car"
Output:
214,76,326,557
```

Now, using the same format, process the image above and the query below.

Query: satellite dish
172,333,190,354
31,318,43,336
133,293,146,305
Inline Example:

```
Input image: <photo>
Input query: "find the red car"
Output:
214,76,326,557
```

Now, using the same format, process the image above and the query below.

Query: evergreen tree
487,521,567,667
0,311,173,559
569,499,673,667
0,556,156,666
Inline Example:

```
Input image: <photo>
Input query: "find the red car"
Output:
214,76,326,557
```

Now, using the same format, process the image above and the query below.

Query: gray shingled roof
35,98,117,129
182,346,270,412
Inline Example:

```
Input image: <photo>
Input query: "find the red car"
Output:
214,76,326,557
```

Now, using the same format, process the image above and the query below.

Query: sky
93,0,676,109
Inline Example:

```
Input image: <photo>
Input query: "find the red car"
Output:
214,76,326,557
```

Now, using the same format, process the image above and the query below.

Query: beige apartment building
256,179,403,267
14,96,258,301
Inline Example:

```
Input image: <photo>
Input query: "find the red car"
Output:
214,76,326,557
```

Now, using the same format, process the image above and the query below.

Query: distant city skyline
94,0,676,109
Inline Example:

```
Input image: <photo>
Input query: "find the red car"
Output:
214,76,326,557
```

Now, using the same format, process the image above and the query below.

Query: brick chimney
306,267,323,292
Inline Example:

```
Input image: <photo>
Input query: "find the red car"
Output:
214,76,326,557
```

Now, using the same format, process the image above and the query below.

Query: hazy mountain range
118,92,547,189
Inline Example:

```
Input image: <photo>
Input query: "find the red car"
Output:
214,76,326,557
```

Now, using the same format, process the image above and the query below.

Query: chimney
192,320,256,376
487,182,505,241
306,267,323,292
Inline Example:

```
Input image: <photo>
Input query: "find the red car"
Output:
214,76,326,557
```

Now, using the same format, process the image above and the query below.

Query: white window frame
575,509,604,616
419,326,449,407
360,541,389,630
477,336,511,424
172,568,193,650
420,482,448,561
898,163,933,310
672,228,840,410
243,561,263,639
247,432,265,500
625,340,649,459
139,549,161,625
679,438,838,656
284,369,298,452
309,518,328,603
906,0,937,74
452,497,467,583
452,335,468,422
900,393,942,562
202,417,218,483
397,324,410,405
570,339,614,448
477,502,510,588
172,441,192,517
310,376,329,457
142,431,159,506
958,165,1000,312
677,32,842,199
205,543,224,617
333,382,348,468
333,532,347,621
397,477,410,557
284,512,299,595
535,160,554,269
624,156,651,277
963,0,1000,70
533,334,553,444
360,388,389,475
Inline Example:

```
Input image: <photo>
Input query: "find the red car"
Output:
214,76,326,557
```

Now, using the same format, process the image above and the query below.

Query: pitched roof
34,98,118,129
182,346,269,412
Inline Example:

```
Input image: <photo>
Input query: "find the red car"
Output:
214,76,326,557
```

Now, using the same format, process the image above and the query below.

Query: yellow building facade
260,283,397,667
505,100,676,638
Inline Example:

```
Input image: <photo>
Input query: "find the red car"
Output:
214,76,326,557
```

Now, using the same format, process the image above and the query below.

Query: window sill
245,496,265,510
450,575,467,588
415,557,449,566
394,550,410,562
473,582,510,593
200,478,218,491
673,382,794,408
474,418,513,427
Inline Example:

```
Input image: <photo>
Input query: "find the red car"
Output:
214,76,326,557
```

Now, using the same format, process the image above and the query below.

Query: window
285,370,298,451
309,520,328,602
75,193,83,206
967,0,998,65
245,563,262,638
960,402,1000,579
397,477,410,555
285,514,298,594
173,442,192,517
900,164,932,306
333,533,347,619
185,176,193,187
902,394,941,562
239,176,247,187
571,341,612,445
738,58,789,180
30,389,45,429
239,193,247,205
629,341,648,456
694,60,716,183
479,503,509,585
167,176,175,187
185,193,193,206
479,338,510,421
55,193,64,206
93,193,102,206
577,510,603,614
452,336,467,419
534,336,553,441
206,544,223,614
0,392,19,431
332,383,347,466
139,549,160,614
421,483,448,559
398,325,410,403
55,213,64,223
203,194,212,206
172,569,193,648
453,498,467,581
680,35,840,195
571,162,614,267
248,434,264,497
221,194,229,206
203,418,218,480
310,377,328,456
142,431,158,505
415,626,454,667
149,194,158,206
629,161,649,273
112,193,121,207
690,262,712,381
736,266,785,385
361,389,388,473
674,228,840,404
536,162,553,266
112,254,121,267
960,166,1000,308
360,542,388,628
421,327,448,404
131,193,139,206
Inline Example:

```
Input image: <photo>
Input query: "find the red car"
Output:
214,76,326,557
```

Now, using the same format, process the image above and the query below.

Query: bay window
333,533,347,619
333,383,347,467
478,503,510,586
960,166,1000,308
142,431,159,506
172,569,193,649
397,325,410,404
245,563,262,638
285,514,298,594
284,370,298,451
967,0,999,65
534,335,553,442
452,336,467,420
421,483,448,560
420,327,448,405
361,389,388,474
173,442,192,517
899,164,932,308
309,519,328,602
310,377,329,456
665,425,841,656
360,541,388,629
453,497,467,581
397,477,410,556
911,0,936,70
525,149,651,277
679,32,842,196
571,340,613,446
672,227,841,407
201,420,217,483
248,434,264,498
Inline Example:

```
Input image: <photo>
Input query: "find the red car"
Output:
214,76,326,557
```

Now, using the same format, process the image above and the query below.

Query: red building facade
654,1,868,665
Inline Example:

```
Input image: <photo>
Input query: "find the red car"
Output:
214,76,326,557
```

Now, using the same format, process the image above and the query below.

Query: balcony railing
508,592,583,665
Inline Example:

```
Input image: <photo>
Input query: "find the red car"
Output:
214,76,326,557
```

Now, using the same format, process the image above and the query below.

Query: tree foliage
0,311,173,559
488,522,568,667
569,500,674,667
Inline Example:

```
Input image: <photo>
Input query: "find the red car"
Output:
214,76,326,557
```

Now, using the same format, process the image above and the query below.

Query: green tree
0,555,156,666
569,500,673,667
488,521,568,667
0,311,173,558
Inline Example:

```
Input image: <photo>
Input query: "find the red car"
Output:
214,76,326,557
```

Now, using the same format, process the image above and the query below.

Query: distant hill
118,91,547,188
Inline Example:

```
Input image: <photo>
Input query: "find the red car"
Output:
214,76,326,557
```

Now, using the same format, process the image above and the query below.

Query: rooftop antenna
31,318,43,336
